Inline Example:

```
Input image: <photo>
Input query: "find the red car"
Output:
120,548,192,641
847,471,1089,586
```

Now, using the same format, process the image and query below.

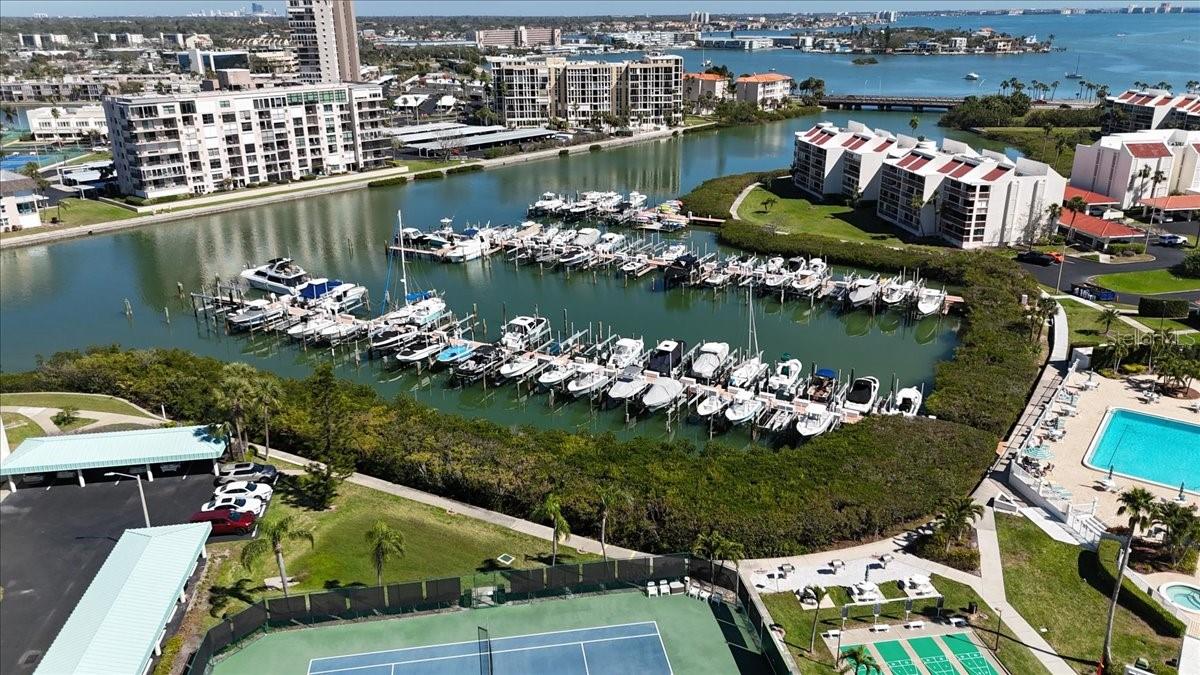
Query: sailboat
728,288,767,389
1065,55,1082,79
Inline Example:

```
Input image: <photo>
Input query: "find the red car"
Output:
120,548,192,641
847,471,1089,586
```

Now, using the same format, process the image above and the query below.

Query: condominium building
489,55,682,129
103,83,388,200
287,0,361,83
26,105,108,142
734,73,793,109
17,33,69,49
474,26,561,49
682,73,729,103
1069,129,1200,209
0,169,46,232
0,78,110,102
792,121,906,200
93,33,144,46
1103,89,1200,133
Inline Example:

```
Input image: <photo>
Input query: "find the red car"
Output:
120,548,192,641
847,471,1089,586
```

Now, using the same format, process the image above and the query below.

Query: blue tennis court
307,621,673,675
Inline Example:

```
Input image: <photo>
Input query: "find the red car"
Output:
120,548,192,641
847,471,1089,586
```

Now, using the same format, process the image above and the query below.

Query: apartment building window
202,114,214,124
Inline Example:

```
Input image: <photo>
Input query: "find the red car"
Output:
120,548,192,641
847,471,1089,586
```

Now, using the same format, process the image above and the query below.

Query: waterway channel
0,110,994,443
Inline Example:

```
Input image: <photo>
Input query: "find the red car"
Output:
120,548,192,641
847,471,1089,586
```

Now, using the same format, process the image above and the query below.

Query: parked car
1157,233,1188,247
201,495,266,517
213,480,274,502
1016,250,1059,266
190,508,258,536
214,462,279,486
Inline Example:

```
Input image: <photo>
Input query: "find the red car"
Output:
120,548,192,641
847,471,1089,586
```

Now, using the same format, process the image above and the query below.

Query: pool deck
1035,373,1197,526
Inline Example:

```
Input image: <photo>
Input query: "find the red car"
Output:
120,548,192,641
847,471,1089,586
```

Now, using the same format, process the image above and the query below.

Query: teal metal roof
36,523,212,674
0,425,224,476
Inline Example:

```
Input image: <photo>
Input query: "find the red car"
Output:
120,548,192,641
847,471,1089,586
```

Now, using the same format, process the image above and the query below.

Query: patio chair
658,580,671,596
647,582,659,598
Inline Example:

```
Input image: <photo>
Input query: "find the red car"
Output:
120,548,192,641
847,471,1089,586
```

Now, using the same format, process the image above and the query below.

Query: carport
1058,211,1143,250
0,425,226,491
1139,194,1200,223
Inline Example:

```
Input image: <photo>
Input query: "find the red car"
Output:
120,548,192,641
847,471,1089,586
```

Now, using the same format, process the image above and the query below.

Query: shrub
588,144,602,152
413,171,444,180
1120,363,1148,375
51,406,79,428
445,164,483,175
1138,297,1189,319
1108,242,1145,256
909,532,980,572
1095,539,1186,638
938,92,1033,129
152,635,183,675
368,175,409,188
558,148,570,156
298,174,317,181
1176,249,1200,278
678,168,789,219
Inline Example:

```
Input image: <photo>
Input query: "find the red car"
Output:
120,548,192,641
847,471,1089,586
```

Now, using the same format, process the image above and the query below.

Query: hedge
678,168,788,220
445,164,483,175
588,144,602,152
1096,539,1186,638
368,175,410,188
413,171,445,180
1138,297,1190,319
1177,249,1200,278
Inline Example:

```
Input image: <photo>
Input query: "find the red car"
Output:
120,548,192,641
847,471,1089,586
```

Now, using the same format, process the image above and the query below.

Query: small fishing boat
642,377,685,411
724,393,765,426
620,254,649,275
695,393,730,418
703,269,730,287
795,403,838,438
623,191,648,209
497,353,540,380
435,343,477,365
842,376,880,414
566,364,611,397
607,366,650,401
767,357,804,397
805,368,838,402
847,275,880,308
915,286,947,317
728,356,768,389
240,258,310,295
606,337,644,369
392,333,445,364
880,278,914,306
884,386,923,417
452,345,504,383
499,316,550,352
446,238,487,263
287,315,336,340
537,360,578,388
369,323,419,352
790,268,824,295
964,72,980,80
690,342,730,381
227,299,285,331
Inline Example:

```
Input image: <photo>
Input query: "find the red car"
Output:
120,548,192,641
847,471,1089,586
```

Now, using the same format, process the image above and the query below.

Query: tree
51,405,79,428
252,376,284,459
1103,487,1158,670
713,535,746,600
1041,202,1062,246
908,115,920,136
1153,501,1199,567
1053,136,1071,168
761,196,778,214
1109,337,1132,373
239,515,315,598
532,492,570,566
364,520,406,587
0,103,16,125
1050,79,1060,100
19,162,49,193
934,496,984,552
297,363,356,509
597,485,630,562
1041,123,1054,157
839,645,879,674
691,531,721,592
1143,169,1166,219
213,362,258,458
1098,308,1122,336
1057,195,1088,291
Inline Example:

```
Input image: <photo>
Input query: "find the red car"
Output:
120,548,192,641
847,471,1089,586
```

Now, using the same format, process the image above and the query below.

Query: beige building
103,83,388,200
474,26,561,49
683,72,729,104
287,0,361,83
734,73,793,109
26,105,108,142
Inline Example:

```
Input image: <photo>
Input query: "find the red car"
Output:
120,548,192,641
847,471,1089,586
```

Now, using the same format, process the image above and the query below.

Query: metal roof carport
35,523,212,675
0,425,226,490
394,125,507,145
407,128,557,156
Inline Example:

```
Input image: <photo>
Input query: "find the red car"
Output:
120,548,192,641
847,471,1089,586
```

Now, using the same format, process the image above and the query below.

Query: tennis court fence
185,553,798,675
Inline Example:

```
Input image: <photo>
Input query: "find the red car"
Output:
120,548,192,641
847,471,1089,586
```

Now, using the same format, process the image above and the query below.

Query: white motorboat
620,254,648,274
530,192,564,215
537,361,578,388
446,238,487,263
884,386,923,417
607,366,650,401
795,403,838,438
565,201,595,220
559,248,594,268
724,393,765,426
880,278,915,306
573,227,602,247
536,226,560,245
790,268,824,295
728,356,768,389
309,283,368,313
764,269,792,291
595,232,626,254
847,276,880,308
287,315,336,340
368,322,419,352
915,286,947,317
227,299,284,331
624,191,648,209
551,229,578,248
392,334,445,364
317,320,361,342
566,364,610,398
642,377,684,411
964,72,980,80
498,353,540,380
391,297,448,326
767,357,804,397
695,393,730,418
808,258,828,277
660,244,688,263
703,270,730,287
606,337,644,369
765,257,785,273
646,339,686,376
499,315,551,352
690,342,730,380
843,376,880,414
240,257,310,295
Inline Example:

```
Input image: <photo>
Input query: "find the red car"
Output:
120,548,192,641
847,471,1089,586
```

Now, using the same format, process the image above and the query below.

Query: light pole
105,471,150,528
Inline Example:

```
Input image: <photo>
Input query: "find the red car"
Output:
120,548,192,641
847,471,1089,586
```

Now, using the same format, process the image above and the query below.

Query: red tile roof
1059,212,1141,240
814,132,834,145
872,139,895,152
1126,142,1172,159
897,153,920,168
981,167,1010,182
908,156,932,171
684,72,726,81
1139,194,1200,211
736,73,792,83
1117,90,1136,101
1064,185,1118,205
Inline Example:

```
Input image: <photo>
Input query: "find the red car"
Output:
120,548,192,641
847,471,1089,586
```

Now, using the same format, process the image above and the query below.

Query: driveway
0,471,219,675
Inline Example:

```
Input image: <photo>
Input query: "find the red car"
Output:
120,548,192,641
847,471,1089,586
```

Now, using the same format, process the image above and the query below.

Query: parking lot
0,468,257,674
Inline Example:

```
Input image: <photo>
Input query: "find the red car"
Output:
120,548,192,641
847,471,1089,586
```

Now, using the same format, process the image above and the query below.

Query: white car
202,496,266,517
1158,233,1188,247
213,481,274,502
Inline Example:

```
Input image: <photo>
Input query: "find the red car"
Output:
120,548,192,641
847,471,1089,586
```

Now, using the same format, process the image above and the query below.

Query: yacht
537,360,578,388
499,316,550,352
695,393,731,418
724,392,765,426
287,315,336,340
767,357,804,397
368,323,419,352
308,283,368,313
659,244,688,263
536,226,560,245
847,275,880,308
530,192,564,215
566,364,611,398
317,320,362,343
641,377,685,411
594,232,627,254
623,191,648,209
646,339,686,376
559,247,594,268
607,366,650,402
565,200,595,220
498,353,540,380
690,342,730,381
240,258,310,295
880,278,914,307
446,238,487,263
883,386,923,417
619,254,649,275
915,286,947,317
843,376,880,414
795,403,838,438
551,229,578,248
606,337,645,369
573,228,602,247
392,334,446,364
227,299,284,331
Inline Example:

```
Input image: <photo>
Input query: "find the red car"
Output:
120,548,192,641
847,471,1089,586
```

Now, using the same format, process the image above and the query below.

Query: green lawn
978,126,1097,176
1130,315,1197,332
57,415,96,432
1058,298,1141,347
202,472,598,626
1,411,44,446
736,183,905,245
1093,268,1200,295
996,514,1182,674
396,158,464,173
63,150,111,165
35,198,135,228
685,114,714,127
761,575,1050,675
0,392,151,416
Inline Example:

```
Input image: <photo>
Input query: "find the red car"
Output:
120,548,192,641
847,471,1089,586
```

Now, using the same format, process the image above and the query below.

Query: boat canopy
298,279,343,300
815,367,837,379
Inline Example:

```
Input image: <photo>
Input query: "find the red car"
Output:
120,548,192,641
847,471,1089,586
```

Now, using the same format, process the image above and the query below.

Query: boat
795,403,838,438
240,257,310,295
847,275,880,308
606,337,645,369
435,343,478,365
551,229,578,248
446,238,487,263
964,72,980,80
915,285,947,317
368,323,419,352
641,377,685,411
607,366,650,401
728,357,768,389
227,299,285,331
695,393,730,418
690,342,730,381
623,191,648,209
565,201,595,220
573,228,602,247
559,247,594,268
790,267,824,295
843,376,880,414
703,269,730,287
767,357,804,397
659,243,688,263
497,353,540,380
594,232,626,254
724,392,765,426
805,368,838,402
452,345,504,383
536,226,560,245
884,386,923,417
308,283,368,313
530,192,564,215
392,334,445,364
537,360,578,388
566,364,611,397
499,316,550,352
1065,55,1082,79
880,278,914,306
317,320,361,343
646,339,686,376
620,254,649,275
287,315,336,340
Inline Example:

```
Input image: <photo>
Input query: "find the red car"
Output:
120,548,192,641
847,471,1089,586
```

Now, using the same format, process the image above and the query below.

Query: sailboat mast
397,210,409,305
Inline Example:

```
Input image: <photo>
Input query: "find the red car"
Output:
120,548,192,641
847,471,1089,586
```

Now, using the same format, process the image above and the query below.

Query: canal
1,110,995,443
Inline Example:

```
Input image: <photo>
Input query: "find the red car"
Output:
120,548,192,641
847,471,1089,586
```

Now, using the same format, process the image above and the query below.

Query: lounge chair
647,582,659,597
658,580,670,596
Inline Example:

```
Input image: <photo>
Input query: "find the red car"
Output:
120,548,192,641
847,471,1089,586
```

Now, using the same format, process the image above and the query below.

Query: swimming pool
1085,408,1200,494
1160,583,1200,615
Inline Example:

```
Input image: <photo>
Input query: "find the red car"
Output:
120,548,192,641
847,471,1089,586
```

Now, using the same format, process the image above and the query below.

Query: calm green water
0,110,970,443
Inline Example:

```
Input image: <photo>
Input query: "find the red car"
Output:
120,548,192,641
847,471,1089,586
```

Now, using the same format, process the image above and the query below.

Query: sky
4,0,1194,18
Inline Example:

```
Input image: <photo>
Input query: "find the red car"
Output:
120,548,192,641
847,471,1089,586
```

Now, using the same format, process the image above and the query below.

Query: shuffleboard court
941,633,999,675
873,640,921,675
907,637,959,675
307,621,672,675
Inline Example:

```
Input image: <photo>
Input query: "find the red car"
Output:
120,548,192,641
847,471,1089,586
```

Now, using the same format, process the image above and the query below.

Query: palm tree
1187,80,1200,94
691,531,721,591
839,645,879,673
1099,308,1122,336
214,362,258,458
1143,169,1166,219
1050,79,1060,100
1133,166,1152,207
1035,297,1057,342
1109,338,1131,373
1053,136,1071,168
597,486,631,562
1042,202,1062,246
1041,123,1054,157
532,492,571,566
364,520,406,587
935,496,985,553
1057,195,1088,292
908,115,919,136
240,515,315,598
252,376,284,459
1103,487,1158,670
1153,501,1199,567
713,535,746,600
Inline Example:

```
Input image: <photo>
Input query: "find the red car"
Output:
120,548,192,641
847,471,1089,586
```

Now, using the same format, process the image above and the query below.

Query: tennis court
907,637,959,675
941,633,998,675
872,640,921,675
308,622,671,675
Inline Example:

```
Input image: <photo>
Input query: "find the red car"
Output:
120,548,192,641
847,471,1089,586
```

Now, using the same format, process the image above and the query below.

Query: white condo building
287,0,361,83
103,83,389,200
1070,129,1200,210
1102,89,1200,133
26,106,108,142
792,121,908,201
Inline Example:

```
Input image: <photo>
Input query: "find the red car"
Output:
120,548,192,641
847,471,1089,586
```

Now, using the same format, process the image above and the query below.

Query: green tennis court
873,640,921,675
942,633,999,675
907,637,959,675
